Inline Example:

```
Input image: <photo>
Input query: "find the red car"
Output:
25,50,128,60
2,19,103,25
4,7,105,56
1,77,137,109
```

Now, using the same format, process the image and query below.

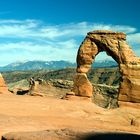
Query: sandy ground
0,93,140,138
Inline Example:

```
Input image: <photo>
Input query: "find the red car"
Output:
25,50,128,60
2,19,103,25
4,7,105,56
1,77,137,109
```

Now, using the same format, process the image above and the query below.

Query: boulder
72,73,93,97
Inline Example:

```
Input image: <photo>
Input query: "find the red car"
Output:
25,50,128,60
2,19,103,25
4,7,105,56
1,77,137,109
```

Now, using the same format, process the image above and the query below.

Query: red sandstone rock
119,64,140,102
72,73,93,97
73,30,140,103
64,94,92,102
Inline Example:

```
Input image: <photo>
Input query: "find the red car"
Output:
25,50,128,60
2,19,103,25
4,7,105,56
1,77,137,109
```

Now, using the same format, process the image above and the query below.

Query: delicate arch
72,30,140,103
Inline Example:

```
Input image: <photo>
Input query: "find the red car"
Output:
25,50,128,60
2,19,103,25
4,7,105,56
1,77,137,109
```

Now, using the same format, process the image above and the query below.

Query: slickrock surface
2,129,140,140
0,94,140,139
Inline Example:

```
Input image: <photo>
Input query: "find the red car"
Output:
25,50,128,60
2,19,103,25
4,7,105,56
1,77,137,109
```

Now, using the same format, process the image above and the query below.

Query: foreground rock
72,30,140,104
1,130,78,140
2,128,140,140
2,129,82,140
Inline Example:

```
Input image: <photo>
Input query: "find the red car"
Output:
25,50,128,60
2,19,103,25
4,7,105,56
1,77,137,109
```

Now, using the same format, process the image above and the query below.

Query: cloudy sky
0,0,140,66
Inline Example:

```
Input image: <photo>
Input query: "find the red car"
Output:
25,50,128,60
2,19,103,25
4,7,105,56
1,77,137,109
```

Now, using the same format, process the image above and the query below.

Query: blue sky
0,0,140,66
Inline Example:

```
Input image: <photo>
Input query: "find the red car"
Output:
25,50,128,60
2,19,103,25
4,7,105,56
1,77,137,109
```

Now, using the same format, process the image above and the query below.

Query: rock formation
70,30,140,103
2,128,140,140
0,73,9,94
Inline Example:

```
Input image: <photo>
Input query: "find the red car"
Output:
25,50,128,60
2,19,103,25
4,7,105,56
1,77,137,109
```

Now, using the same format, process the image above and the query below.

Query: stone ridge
87,30,126,40
88,30,125,34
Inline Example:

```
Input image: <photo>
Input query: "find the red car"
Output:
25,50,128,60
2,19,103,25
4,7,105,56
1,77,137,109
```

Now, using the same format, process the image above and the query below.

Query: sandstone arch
72,30,140,103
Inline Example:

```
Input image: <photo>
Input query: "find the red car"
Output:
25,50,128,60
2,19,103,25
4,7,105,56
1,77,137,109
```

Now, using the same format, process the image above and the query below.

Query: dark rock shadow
81,133,140,140
2,131,140,140
17,90,29,95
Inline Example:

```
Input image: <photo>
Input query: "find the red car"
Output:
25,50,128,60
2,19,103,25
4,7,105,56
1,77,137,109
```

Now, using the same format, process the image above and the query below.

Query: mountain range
0,60,118,71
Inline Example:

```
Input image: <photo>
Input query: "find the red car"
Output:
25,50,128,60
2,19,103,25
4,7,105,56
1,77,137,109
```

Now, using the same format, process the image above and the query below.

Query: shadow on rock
16,90,29,95
1,130,140,140
82,133,140,140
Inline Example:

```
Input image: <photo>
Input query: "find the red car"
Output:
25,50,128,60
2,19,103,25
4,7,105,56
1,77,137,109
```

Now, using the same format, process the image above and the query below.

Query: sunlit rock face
0,73,9,94
72,30,140,104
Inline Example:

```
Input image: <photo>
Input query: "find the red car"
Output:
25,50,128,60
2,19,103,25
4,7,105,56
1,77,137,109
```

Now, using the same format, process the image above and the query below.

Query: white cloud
0,19,137,40
0,40,78,66
38,22,137,39
0,19,140,65
127,33,140,44
92,24,136,34
0,19,39,38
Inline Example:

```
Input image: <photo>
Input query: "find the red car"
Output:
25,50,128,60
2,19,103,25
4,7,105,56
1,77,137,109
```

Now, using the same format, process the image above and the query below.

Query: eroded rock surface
0,94,140,139
93,84,119,108
2,129,140,140
1,129,83,140
72,73,93,97
72,30,140,104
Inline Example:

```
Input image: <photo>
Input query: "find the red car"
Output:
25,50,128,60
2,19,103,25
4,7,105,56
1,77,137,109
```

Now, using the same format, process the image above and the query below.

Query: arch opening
89,52,120,108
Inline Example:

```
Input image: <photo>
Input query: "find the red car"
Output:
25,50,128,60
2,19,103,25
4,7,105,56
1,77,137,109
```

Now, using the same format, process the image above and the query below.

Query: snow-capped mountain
0,59,118,72
92,59,118,68
0,60,76,71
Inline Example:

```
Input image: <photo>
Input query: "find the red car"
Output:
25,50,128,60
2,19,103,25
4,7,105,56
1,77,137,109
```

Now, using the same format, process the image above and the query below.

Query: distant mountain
0,60,118,72
0,60,76,71
92,59,118,68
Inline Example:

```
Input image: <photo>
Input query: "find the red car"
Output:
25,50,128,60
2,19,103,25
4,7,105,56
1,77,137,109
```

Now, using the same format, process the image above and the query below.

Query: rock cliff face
71,30,140,104
0,73,9,94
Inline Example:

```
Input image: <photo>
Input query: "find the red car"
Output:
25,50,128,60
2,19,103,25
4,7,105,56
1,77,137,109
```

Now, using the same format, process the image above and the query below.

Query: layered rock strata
71,30,140,103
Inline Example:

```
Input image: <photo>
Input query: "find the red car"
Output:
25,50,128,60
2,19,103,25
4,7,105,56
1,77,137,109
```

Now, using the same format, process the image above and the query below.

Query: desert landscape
0,30,140,140
0,93,140,140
